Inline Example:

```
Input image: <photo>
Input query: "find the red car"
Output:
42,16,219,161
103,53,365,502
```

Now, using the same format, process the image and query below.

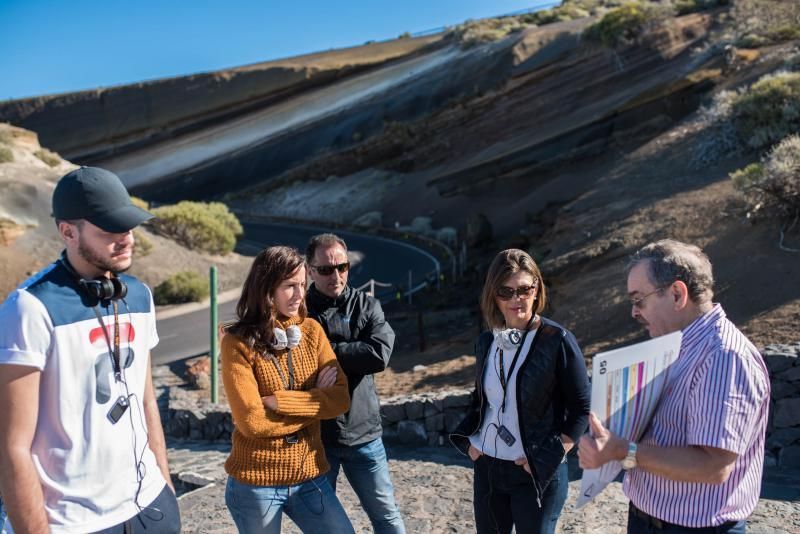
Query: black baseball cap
52,167,154,232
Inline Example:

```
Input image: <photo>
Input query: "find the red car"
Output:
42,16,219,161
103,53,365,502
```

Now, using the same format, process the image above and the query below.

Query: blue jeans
225,475,354,534
325,438,406,534
627,503,746,533
473,456,568,534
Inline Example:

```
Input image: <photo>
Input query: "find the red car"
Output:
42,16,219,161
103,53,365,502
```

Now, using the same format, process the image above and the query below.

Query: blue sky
0,0,552,100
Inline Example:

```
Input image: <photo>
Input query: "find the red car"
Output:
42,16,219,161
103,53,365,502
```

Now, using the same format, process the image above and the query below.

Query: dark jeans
93,484,181,533
473,455,568,534
627,503,746,534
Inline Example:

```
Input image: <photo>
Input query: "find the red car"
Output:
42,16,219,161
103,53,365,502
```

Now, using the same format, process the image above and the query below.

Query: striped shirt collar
680,303,723,347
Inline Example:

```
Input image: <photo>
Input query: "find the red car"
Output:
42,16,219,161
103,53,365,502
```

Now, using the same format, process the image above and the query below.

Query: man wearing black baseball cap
0,167,181,533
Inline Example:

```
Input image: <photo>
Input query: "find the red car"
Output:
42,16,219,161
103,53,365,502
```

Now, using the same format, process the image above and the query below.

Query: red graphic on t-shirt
89,322,135,347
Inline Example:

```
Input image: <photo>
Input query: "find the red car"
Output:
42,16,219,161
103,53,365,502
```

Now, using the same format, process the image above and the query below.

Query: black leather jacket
306,284,395,447
450,317,591,502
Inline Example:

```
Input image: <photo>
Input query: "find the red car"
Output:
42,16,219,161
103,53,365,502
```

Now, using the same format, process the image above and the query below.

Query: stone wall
163,385,474,446
763,343,800,468
379,389,472,447
164,343,800,466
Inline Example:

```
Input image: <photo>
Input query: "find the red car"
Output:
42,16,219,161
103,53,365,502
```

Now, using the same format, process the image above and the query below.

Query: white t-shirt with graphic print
0,261,166,533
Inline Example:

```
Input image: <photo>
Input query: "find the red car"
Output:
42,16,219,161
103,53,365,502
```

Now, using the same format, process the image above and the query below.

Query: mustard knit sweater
221,315,349,486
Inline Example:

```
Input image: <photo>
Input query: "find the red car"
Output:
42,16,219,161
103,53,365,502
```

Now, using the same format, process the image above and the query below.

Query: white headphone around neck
272,325,301,350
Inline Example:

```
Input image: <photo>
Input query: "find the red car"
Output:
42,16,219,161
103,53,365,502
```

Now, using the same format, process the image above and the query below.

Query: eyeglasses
310,262,350,276
496,284,536,300
630,287,665,309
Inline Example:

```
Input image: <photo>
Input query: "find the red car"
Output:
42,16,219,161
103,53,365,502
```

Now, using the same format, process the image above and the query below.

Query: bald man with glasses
305,233,405,534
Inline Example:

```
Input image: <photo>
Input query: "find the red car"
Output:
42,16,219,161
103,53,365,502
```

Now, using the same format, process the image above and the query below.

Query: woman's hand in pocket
515,457,532,475
561,434,574,454
468,444,483,462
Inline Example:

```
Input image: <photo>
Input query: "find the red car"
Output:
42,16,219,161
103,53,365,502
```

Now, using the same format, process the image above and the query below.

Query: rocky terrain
167,442,800,533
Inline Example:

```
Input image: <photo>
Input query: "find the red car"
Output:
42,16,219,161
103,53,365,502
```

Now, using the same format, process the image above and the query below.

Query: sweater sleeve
274,323,350,419
221,334,314,438
557,330,591,442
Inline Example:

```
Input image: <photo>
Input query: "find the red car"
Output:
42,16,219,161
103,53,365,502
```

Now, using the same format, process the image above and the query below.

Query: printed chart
577,331,682,507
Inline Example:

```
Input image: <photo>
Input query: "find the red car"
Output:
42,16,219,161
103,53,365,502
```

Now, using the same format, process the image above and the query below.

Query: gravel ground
169,441,800,534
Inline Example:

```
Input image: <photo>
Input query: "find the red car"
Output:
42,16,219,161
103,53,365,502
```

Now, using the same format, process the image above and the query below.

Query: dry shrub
693,71,800,165
34,148,60,167
732,0,800,48
521,3,591,25
732,71,800,150
583,2,671,48
731,134,800,219
447,18,527,48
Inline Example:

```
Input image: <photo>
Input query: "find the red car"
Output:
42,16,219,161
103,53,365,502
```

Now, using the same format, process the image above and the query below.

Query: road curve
151,221,439,365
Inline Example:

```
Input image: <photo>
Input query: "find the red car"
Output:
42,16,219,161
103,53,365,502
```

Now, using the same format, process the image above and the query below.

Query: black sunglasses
311,262,350,276
496,284,536,300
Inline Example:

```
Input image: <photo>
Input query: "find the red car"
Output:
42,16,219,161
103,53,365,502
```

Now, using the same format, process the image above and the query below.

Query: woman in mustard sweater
221,246,354,533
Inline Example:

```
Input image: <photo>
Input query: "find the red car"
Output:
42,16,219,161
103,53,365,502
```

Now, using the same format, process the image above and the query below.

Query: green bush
732,71,800,150
34,148,60,167
153,271,209,305
730,162,765,194
731,134,800,218
149,201,243,255
0,147,12,164
583,2,666,48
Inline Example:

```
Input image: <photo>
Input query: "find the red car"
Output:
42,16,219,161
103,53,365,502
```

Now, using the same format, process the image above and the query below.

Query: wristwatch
621,441,638,470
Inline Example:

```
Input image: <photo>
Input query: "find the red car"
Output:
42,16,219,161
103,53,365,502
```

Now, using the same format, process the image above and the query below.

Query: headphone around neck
59,252,128,302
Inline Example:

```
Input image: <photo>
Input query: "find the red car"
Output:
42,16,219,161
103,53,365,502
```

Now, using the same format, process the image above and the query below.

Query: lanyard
270,349,295,390
497,317,536,412
92,301,122,381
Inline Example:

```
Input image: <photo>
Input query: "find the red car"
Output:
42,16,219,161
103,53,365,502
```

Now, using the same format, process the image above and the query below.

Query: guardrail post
210,266,219,404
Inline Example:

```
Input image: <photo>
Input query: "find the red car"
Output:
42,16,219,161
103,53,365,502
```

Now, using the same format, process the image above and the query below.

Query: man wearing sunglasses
305,234,405,534
579,239,769,533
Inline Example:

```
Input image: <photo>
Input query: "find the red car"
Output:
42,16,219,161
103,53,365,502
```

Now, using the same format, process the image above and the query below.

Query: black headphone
59,251,127,301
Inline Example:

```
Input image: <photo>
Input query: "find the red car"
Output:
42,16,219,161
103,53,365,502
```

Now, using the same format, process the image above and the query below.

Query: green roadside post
210,265,219,403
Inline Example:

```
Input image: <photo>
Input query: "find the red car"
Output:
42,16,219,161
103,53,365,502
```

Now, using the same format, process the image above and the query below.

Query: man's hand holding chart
577,331,682,507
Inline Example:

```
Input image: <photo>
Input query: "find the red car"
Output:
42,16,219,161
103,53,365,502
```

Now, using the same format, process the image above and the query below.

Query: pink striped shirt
623,304,770,527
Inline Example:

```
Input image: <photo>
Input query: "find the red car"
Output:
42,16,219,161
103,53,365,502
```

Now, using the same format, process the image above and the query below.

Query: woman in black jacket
450,249,590,534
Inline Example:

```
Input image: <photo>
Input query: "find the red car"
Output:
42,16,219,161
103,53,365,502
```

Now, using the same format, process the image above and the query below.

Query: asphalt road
151,221,439,364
